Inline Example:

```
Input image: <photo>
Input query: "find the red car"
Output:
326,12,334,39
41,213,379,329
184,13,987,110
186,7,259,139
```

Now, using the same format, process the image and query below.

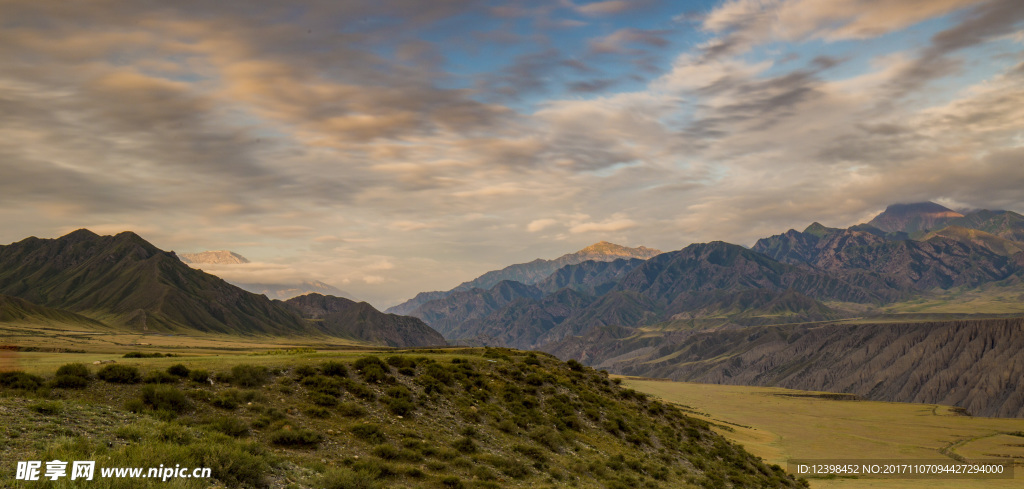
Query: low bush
167,364,190,377
56,363,91,379
351,423,386,444
269,428,322,447
321,361,348,377
0,371,45,390
338,402,367,417
140,385,190,413
123,352,170,358
51,374,89,389
230,364,270,387
98,364,141,384
209,416,249,437
188,369,210,383
29,400,63,415
143,370,178,384
319,468,381,489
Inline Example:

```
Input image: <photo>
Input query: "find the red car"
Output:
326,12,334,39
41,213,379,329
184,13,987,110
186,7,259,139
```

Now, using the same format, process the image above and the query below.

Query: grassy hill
0,348,802,488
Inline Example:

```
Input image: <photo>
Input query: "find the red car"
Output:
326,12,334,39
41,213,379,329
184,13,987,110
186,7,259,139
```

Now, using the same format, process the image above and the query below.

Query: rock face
178,250,251,265
283,294,446,348
385,241,660,315
558,318,1024,418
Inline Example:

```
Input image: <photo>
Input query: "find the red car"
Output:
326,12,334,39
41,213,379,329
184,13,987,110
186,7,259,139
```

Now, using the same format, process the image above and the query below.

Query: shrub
294,365,318,379
386,356,416,369
51,374,89,389
321,361,348,377
309,392,339,407
29,401,63,415
351,423,386,444
371,444,399,460
440,476,464,489
0,371,44,390
319,467,380,489
56,363,91,379
98,364,141,384
341,379,375,400
338,402,367,417
167,364,191,377
209,416,249,437
566,359,585,371
123,352,167,358
268,428,322,447
354,357,394,384
305,406,331,418
140,385,190,413
451,437,477,454
143,370,178,384
230,364,269,387
188,369,210,383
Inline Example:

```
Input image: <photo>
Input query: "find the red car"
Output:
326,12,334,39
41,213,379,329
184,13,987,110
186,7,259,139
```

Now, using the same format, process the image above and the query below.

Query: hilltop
0,348,803,488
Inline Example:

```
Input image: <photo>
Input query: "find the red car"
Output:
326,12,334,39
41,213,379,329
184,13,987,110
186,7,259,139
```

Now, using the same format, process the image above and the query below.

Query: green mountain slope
0,293,107,327
0,229,308,334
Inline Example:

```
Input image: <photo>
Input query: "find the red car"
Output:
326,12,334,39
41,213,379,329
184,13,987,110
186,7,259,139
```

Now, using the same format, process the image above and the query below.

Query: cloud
569,214,638,233
575,1,635,16
527,219,558,232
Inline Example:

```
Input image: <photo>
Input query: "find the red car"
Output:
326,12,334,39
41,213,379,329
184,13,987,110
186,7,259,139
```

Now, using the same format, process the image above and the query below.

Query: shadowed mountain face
550,318,1024,418
0,293,107,327
282,294,445,348
0,230,307,334
0,230,444,347
385,241,660,315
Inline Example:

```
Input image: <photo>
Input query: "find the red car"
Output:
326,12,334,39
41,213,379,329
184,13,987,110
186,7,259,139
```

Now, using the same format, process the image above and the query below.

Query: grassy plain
623,378,1024,489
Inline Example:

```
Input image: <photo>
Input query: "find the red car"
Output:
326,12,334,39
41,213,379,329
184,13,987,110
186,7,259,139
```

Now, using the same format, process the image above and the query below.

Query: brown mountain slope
283,293,446,347
578,318,1024,418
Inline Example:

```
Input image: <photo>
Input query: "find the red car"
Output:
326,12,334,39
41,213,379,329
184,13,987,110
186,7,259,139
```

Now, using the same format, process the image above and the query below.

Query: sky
2,0,1024,308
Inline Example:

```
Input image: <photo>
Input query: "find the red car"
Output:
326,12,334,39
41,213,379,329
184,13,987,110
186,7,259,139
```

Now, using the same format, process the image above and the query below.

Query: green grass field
623,378,1024,489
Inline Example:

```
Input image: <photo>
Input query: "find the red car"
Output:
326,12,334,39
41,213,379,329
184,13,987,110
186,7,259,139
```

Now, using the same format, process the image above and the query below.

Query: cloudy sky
2,0,1023,307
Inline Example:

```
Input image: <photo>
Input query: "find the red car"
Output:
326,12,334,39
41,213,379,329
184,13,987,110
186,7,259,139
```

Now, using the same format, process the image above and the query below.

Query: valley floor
624,378,1024,489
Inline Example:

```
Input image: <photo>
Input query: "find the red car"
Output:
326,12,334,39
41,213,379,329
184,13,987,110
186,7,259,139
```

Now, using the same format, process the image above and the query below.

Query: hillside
386,242,660,315
0,230,308,335
283,294,446,348
0,293,107,328
0,230,443,348
0,349,803,488
552,317,1024,418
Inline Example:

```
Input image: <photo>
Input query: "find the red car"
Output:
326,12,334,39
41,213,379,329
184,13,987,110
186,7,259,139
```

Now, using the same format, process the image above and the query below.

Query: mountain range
0,230,444,347
390,202,1024,417
385,241,660,315
3,201,1023,416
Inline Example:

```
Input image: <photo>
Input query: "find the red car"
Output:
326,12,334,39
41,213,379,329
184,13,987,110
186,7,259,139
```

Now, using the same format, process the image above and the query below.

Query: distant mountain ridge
178,250,250,265
385,241,660,315
237,280,355,301
0,230,444,347
177,250,353,300
283,294,445,348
